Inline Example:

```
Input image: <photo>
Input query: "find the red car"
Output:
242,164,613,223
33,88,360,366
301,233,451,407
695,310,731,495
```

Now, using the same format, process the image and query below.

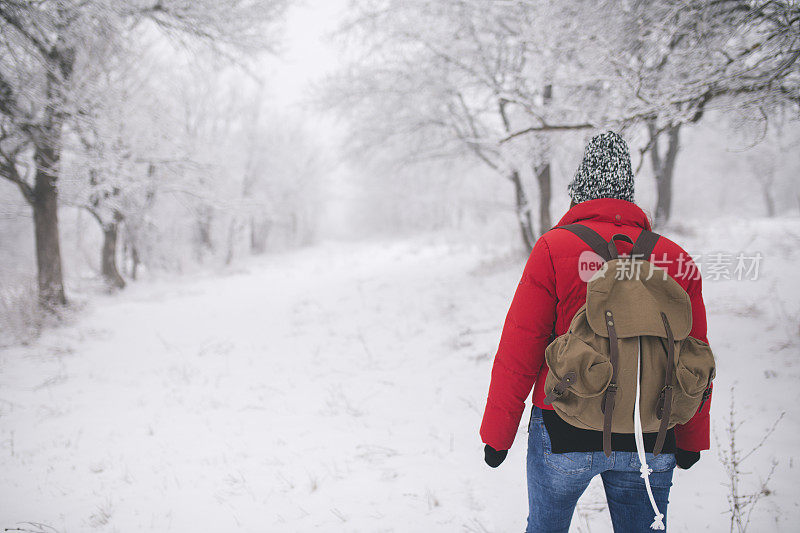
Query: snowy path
1,222,798,532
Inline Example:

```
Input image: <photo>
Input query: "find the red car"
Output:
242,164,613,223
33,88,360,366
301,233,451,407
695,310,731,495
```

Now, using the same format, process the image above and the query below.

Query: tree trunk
30,44,72,308
32,143,67,308
250,216,271,254
658,125,680,224
762,186,776,217
101,213,126,290
535,162,552,235
225,216,238,265
121,229,139,280
649,123,681,227
534,84,553,236
128,163,154,279
129,242,141,280
195,206,214,260
754,169,777,218
29,42,75,308
497,98,536,251
510,169,536,251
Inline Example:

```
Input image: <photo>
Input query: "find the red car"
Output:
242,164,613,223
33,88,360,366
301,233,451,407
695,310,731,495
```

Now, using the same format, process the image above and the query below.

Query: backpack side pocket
670,336,715,425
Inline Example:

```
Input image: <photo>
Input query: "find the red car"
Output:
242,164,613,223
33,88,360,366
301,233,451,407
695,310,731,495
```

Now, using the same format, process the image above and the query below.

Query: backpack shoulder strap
630,229,660,259
556,224,612,262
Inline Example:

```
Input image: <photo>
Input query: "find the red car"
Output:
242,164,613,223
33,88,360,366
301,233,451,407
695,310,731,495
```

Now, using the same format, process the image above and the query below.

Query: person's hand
675,448,700,470
484,444,508,468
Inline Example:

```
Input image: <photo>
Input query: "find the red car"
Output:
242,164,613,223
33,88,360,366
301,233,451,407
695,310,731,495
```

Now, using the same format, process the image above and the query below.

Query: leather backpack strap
653,312,676,456
601,309,620,458
630,229,660,260
557,224,613,262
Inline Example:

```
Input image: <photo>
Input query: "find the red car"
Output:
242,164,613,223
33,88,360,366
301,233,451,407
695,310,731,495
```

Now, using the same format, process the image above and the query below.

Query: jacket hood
555,198,651,231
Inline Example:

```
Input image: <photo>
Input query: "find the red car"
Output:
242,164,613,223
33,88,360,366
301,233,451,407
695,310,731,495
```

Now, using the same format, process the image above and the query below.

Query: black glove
484,444,508,468
675,448,700,470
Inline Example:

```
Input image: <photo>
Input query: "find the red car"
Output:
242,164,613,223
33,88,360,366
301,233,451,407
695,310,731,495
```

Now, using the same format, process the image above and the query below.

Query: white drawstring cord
635,336,666,530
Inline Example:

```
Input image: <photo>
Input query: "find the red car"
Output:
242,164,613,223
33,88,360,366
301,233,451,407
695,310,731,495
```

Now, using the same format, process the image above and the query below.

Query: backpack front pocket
545,333,613,400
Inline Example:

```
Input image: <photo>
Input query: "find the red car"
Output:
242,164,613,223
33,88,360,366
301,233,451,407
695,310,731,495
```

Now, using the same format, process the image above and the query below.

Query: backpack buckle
601,383,618,414
554,372,576,396
543,371,577,405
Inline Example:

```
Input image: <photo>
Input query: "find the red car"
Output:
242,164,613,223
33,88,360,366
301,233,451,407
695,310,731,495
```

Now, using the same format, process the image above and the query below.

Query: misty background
0,1,798,531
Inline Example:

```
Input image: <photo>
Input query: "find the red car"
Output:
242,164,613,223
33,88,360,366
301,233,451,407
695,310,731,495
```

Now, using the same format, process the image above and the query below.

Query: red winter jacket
480,198,711,452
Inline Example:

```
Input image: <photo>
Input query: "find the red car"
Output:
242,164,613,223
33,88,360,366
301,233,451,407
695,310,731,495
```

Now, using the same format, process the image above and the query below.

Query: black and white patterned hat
568,131,635,204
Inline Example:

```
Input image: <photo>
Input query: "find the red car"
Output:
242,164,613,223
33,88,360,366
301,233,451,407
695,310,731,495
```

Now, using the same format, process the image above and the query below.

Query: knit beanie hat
568,131,635,204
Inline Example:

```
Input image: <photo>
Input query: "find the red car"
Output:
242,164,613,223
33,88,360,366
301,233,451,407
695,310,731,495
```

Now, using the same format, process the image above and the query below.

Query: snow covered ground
1,218,798,532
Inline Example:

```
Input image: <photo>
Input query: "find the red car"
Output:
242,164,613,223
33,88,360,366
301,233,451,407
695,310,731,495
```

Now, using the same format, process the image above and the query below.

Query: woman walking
479,132,712,532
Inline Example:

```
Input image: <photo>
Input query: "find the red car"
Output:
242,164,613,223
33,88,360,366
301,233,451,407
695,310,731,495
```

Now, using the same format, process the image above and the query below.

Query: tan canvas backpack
542,224,715,458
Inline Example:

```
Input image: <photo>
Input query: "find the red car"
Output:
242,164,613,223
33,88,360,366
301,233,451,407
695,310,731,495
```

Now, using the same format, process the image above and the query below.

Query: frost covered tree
141,72,327,267
613,0,800,225
503,0,800,225
64,52,172,290
332,0,799,243
236,108,325,256
0,0,289,306
328,0,647,247
328,0,582,249
221,91,326,261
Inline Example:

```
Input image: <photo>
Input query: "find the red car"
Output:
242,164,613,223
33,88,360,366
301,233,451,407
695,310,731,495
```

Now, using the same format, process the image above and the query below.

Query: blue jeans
527,407,676,532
